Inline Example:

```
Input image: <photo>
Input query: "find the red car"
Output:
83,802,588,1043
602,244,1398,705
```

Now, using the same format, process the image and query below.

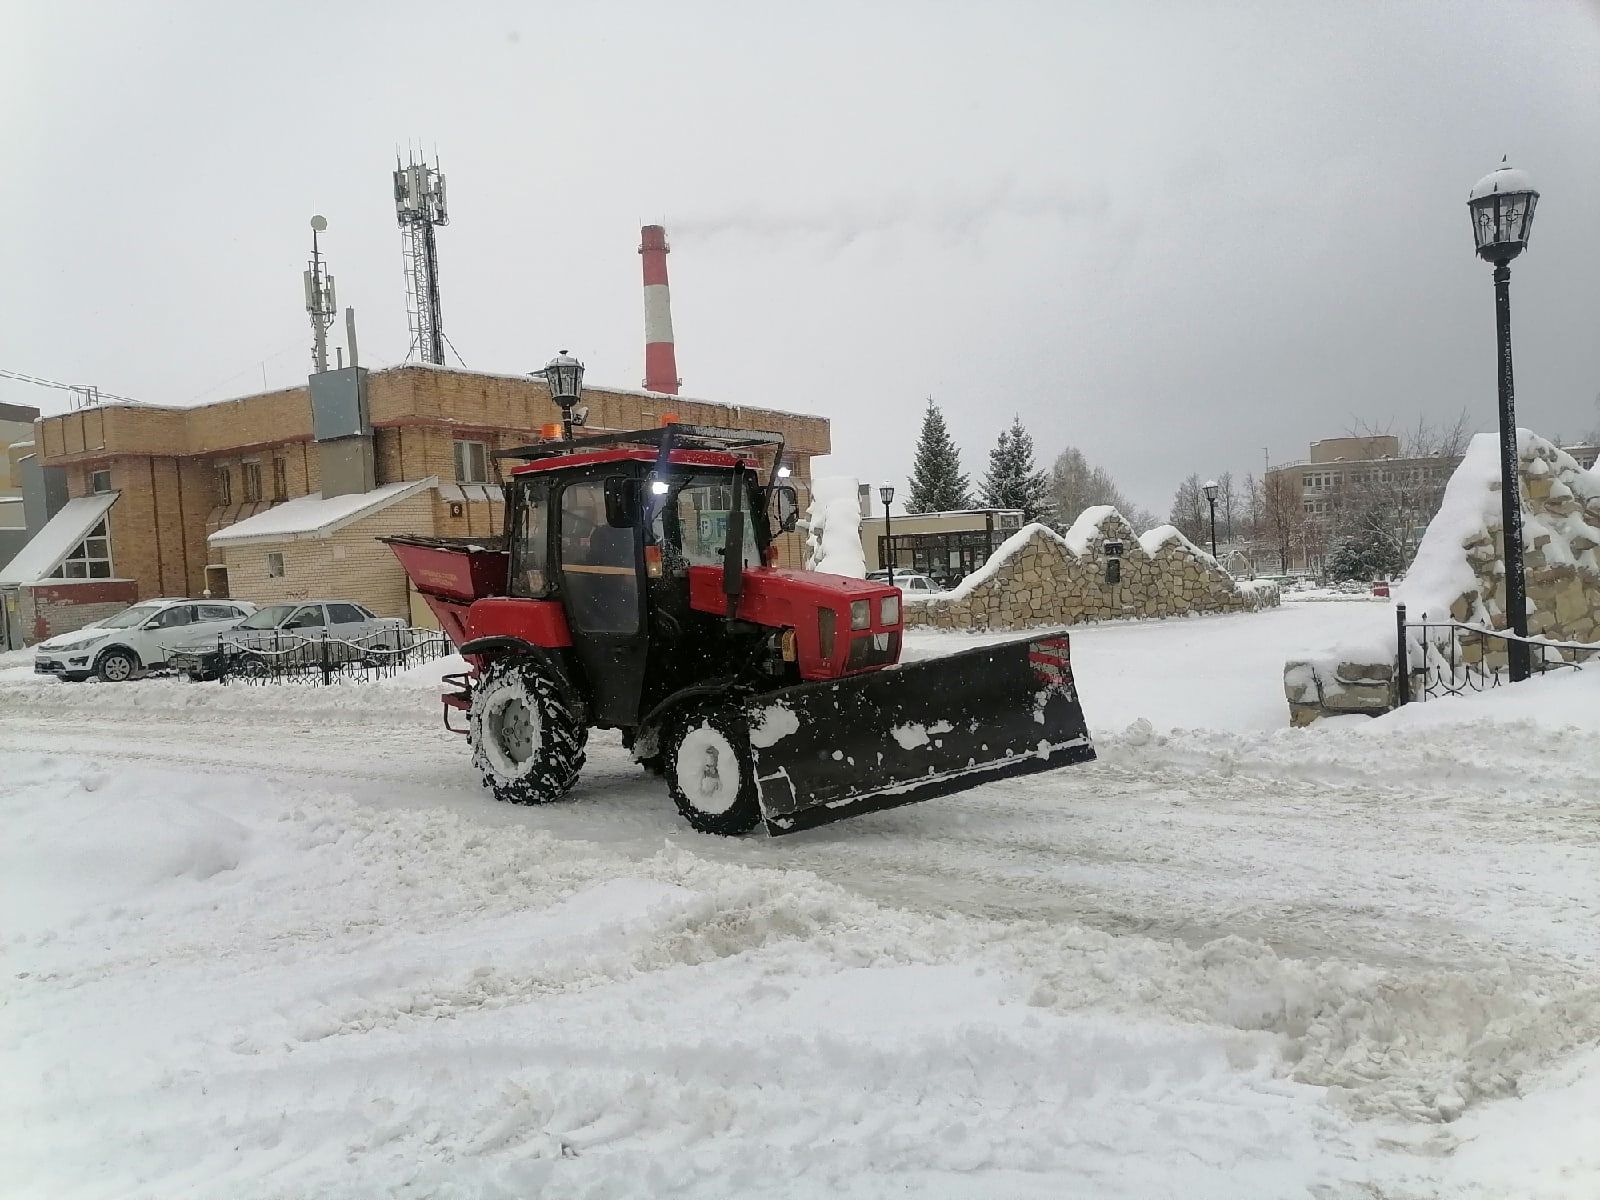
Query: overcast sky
5,1,1598,516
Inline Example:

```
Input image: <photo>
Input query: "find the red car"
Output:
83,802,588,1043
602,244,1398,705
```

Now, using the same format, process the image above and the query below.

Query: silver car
173,600,407,678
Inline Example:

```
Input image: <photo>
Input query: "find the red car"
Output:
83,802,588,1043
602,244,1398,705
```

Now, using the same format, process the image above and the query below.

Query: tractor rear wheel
664,706,761,836
470,659,588,805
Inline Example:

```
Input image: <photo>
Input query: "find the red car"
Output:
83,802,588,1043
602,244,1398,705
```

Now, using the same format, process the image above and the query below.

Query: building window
52,518,113,579
216,466,233,505
90,469,112,494
242,461,262,503
266,552,285,578
454,439,489,484
272,457,288,501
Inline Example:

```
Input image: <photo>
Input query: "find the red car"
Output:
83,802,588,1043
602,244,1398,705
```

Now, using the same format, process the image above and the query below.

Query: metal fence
177,626,454,686
1395,603,1592,704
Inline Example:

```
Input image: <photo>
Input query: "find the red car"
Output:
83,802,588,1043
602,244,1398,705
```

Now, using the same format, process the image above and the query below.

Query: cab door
556,476,647,726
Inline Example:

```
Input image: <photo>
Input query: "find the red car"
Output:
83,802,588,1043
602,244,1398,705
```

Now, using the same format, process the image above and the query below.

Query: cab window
648,472,762,572
510,479,552,598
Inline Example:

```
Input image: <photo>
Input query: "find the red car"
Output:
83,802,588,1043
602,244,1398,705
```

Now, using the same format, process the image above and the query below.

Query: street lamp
1468,158,1539,682
1202,479,1220,559
541,350,585,440
878,484,896,588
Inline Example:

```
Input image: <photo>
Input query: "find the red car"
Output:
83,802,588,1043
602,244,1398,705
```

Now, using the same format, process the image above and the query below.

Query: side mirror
772,485,800,532
604,476,639,528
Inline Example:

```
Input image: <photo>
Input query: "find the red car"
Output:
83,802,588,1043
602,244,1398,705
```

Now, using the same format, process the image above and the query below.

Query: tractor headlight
850,600,871,630
880,595,900,626
817,607,837,658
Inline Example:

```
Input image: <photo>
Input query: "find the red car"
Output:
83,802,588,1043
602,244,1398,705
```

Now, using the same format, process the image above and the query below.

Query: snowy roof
208,478,436,547
1469,163,1536,200
0,492,118,585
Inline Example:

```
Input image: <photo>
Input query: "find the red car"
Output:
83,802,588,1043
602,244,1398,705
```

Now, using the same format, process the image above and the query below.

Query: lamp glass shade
1468,164,1538,263
544,351,585,405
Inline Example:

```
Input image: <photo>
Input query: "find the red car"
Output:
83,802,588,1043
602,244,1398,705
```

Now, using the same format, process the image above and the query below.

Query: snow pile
1289,431,1600,723
804,475,866,578
7,603,1600,1195
1398,430,1600,628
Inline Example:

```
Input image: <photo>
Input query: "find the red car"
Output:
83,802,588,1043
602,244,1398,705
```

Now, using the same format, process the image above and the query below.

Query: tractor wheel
469,659,588,805
664,706,761,836
95,647,139,683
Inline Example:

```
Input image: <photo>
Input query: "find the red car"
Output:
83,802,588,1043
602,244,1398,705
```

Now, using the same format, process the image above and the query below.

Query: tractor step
743,633,1094,836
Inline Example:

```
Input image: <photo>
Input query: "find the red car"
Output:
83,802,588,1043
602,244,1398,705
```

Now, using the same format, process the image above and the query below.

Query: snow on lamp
1468,159,1538,265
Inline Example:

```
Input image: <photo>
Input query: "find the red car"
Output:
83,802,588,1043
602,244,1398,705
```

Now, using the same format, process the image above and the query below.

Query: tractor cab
499,428,807,730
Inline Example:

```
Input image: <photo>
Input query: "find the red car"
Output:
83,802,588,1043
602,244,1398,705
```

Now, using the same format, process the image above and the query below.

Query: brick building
5,364,827,643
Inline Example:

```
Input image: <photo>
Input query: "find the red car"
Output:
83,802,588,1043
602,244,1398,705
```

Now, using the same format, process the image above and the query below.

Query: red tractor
387,423,1094,836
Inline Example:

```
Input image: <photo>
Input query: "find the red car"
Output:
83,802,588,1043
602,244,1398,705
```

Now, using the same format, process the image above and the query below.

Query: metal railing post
1395,603,1409,706
319,632,331,685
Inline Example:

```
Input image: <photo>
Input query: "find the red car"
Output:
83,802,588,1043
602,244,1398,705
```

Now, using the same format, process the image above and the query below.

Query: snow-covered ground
5,602,1599,1199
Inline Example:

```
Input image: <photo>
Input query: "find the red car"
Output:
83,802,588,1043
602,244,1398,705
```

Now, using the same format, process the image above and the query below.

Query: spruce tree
1328,507,1404,582
981,415,1051,524
905,398,971,513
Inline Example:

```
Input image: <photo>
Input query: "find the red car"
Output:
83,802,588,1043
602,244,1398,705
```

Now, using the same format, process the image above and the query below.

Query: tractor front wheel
664,706,761,836
469,659,588,805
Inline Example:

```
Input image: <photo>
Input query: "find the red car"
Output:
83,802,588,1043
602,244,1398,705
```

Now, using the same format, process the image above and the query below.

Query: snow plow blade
745,634,1094,836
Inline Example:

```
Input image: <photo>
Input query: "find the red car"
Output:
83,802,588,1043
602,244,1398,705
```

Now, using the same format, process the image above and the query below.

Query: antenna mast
304,215,337,374
393,150,449,365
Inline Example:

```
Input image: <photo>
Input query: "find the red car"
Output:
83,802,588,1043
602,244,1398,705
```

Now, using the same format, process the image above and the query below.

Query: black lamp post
1468,159,1539,682
879,484,896,587
1202,479,1220,559
542,350,585,440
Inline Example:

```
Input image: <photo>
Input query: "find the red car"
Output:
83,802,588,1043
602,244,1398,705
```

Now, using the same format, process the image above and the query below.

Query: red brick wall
21,579,139,644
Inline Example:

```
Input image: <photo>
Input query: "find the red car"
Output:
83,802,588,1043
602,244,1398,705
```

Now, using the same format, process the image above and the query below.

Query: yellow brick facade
218,491,436,619
34,366,828,615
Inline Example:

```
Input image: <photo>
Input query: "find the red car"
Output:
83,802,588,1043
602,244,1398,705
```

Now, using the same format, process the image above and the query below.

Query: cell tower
393,151,449,365
304,215,337,374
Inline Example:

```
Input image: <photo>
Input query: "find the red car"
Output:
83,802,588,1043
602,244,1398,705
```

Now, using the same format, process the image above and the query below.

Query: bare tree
1262,470,1303,573
1167,475,1206,544
1217,470,1237,543
1049,447,1155,530
1402,409,1475,459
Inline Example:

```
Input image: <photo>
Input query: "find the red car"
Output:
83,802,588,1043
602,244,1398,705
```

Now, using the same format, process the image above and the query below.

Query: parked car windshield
237,604,297,630
100,604,166,629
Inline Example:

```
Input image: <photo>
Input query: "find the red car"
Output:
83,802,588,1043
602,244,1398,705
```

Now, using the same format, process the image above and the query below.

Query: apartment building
3,364,828,643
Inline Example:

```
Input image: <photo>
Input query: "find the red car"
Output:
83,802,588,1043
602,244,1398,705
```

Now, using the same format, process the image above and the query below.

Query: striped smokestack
639,224,680,395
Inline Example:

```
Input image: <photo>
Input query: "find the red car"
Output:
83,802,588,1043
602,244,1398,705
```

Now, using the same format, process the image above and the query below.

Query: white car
865,571,945,595
33,599,258,682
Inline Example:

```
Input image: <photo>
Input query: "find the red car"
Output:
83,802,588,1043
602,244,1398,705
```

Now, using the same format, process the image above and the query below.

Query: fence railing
1395,602,1592,704
171,626,453,686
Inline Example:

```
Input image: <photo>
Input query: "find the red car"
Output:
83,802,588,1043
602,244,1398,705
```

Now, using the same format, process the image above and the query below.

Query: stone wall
904,509,1278,631
1284,433,1600,725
